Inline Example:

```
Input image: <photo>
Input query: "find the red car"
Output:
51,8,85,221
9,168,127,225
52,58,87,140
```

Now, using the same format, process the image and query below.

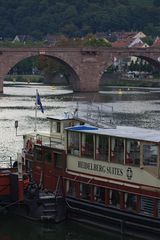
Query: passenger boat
2,103,160,239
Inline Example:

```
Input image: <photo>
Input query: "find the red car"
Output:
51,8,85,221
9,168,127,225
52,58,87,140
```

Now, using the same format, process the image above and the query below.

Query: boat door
42,148,56,191
32,145,43,185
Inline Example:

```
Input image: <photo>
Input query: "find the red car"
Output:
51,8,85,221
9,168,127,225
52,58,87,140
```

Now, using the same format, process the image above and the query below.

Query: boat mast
34,89,38,132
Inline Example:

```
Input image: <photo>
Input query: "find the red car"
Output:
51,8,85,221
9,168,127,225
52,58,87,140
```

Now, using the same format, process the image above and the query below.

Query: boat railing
73,102,116,129
23,132,65,154
0,157,16,169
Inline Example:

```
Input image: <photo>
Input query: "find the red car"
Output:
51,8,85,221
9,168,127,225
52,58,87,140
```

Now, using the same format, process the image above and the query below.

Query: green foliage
142,36,154,46
83,37,111,47
5,75,44,83
0,0,159,39
128,59,155,73
37,56,70,83
0,41,45,47
153,0,160,7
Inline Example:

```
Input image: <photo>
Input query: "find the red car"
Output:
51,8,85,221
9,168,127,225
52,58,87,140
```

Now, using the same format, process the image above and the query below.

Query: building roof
13,35,35,42
44,34,67,44
112,37,148,48
152,37,160,47
112,31,146,41
112,39,131,48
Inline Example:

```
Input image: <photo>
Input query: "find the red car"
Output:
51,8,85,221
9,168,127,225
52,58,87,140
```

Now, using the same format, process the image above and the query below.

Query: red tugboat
2,103,160,239
0,154,29,213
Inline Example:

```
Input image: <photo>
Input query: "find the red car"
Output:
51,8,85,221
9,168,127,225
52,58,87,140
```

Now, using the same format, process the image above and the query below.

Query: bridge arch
98,51,160,87
8,54,80,90
0,50,81,92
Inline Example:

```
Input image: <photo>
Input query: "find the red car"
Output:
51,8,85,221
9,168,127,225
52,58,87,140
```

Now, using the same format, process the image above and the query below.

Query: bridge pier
74,79,99,92
0,77,4,93
73,62,104,92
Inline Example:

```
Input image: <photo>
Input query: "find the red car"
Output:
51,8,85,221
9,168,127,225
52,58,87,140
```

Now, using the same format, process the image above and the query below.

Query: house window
55,153,62,168
96,135,109,161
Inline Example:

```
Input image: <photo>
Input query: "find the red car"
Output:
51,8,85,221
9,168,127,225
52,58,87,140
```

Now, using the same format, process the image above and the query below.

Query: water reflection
4,81,73,96
0,214,133,240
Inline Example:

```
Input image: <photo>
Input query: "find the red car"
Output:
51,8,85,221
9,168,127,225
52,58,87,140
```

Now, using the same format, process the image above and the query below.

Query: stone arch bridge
0,47,160,93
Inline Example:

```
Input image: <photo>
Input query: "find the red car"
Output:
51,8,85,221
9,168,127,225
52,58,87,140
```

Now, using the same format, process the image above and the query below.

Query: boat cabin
65,124,160,178
22,114,83,191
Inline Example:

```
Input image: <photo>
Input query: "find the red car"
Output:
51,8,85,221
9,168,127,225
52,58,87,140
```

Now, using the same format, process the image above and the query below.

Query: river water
1,81,160,239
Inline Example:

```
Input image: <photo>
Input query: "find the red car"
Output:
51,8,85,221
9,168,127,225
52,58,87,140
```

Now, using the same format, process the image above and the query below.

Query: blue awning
67,125,98,131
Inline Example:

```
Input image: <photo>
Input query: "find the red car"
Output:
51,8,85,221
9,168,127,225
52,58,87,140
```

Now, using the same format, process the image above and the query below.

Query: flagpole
34,89,38,132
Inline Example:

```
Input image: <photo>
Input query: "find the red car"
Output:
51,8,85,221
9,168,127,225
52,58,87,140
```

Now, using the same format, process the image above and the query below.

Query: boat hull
66,197,160,240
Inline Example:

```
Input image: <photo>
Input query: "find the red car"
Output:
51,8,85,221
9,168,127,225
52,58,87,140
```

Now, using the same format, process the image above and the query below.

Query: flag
36,91,44,113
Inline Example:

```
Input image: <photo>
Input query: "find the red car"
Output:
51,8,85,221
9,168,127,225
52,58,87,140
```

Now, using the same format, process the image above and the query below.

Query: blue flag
36,91,44,113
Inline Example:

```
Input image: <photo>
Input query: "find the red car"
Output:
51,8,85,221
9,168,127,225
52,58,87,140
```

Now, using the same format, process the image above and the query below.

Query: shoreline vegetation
5,74,160,89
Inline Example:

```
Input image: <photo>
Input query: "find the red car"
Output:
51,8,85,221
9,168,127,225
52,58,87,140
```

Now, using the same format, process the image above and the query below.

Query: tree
153,0,160,7
82,34,111,47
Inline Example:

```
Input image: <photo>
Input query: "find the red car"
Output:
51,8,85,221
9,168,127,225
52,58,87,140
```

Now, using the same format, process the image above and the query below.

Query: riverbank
100,73,160,88
5,74,160,89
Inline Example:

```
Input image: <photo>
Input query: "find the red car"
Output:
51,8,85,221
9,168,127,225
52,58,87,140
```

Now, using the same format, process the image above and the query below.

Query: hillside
128,0,153,6
0,0,159,39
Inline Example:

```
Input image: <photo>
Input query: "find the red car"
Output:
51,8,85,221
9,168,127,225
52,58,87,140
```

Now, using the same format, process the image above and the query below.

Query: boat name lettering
78,161,123,176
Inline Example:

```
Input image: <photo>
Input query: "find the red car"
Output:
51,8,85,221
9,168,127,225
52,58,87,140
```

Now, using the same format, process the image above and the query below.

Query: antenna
15,120,18,136
14,120,23,136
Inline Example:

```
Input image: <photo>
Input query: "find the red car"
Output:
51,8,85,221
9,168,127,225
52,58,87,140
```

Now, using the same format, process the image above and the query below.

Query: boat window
25,138,34,154
34,146,42,161
96,135,109,161
54,153,62,168
125,193,137,211
94,186,105,204
50,121,61,134
67,131,80,156
141,196,154,216
81,133,94,158
50,121,56,133
44,150,52,163
110,137,124,164
143,144,158,166
125,139,140,166
66,180,76,197
80,183,91,200
109,190,120,208
56,121,61,133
